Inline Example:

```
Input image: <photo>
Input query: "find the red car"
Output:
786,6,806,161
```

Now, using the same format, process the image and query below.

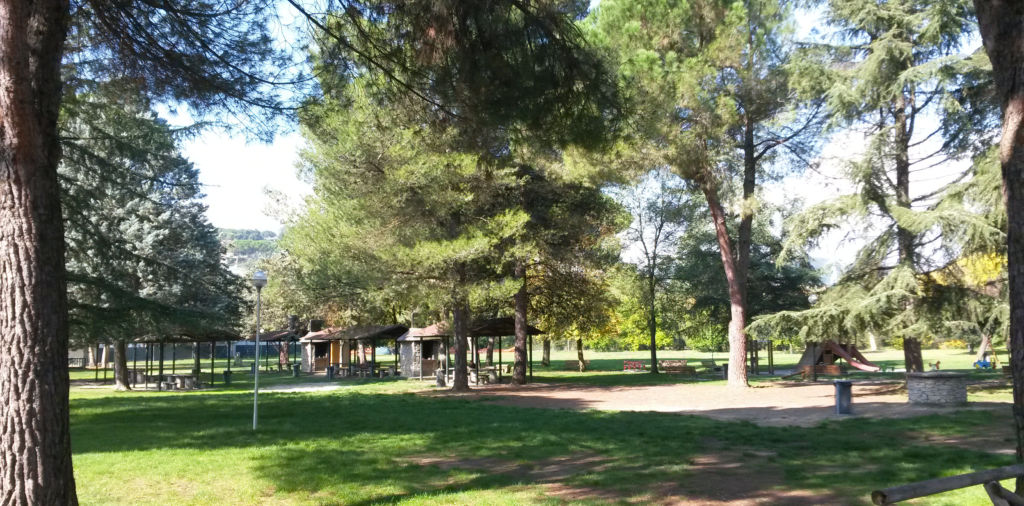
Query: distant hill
219,228,279,274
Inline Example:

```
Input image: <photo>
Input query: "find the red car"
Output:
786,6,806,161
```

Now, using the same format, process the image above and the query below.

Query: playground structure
792,341,881,377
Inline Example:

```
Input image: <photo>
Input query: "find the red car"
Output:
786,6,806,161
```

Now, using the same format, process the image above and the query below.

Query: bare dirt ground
407,381,1012,504
441,380,1010,427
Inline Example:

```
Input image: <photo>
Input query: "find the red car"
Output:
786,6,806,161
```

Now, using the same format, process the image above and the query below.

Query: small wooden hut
300,324,408,374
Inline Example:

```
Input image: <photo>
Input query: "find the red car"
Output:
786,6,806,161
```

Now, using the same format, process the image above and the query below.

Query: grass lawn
71,349,1017,505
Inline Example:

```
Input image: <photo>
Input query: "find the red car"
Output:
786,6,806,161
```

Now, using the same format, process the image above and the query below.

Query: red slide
826,342,880,372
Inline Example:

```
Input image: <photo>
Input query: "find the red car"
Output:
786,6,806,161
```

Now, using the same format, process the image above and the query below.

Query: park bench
564,360,590,371
623,360,646,372
699,360,722,373
658,360,696,376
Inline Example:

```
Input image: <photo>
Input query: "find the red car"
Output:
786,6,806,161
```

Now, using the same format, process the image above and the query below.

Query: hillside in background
219,228,279,274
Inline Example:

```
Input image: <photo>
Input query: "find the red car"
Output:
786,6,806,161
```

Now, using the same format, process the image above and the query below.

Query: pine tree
589,0,823,386
61,84,245,391
751,0,992,371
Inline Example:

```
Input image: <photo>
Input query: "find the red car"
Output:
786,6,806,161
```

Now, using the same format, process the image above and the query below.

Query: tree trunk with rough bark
701,184,748,387
576,338,586,372
974,0,1024,492
451,300,471,392
486,337,494,366
87,345,96,369
100,343,108,370
113,340,131,391
0,0,77,502
893,89,925,373
541,338,550,366
513,263,528,385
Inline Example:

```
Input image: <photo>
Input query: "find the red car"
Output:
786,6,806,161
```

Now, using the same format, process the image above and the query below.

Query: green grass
71,359,1018,505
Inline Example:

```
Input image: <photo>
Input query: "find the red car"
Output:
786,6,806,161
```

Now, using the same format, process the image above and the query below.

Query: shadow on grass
70,383,1018,504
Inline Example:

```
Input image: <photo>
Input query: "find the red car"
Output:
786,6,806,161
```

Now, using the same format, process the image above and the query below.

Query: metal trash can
435,369,446,387
721,363,728,380
834,380,852,414
292,364,300,377
326,365,334,380
222,370,233,385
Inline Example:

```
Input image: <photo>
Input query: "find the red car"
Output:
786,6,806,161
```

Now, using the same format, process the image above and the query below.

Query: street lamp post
252,270,268,430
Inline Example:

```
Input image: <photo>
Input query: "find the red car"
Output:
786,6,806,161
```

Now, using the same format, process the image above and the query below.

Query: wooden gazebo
398,317,544,384
299,324,408,375
132,329,240,391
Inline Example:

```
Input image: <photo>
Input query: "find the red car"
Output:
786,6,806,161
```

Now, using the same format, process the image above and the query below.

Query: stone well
906,372,968,405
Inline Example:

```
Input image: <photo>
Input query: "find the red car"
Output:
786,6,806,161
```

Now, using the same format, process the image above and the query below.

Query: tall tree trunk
576,338,586,372
647,273,659,373
451,299,471,392
513,262,528,385
974,0,1024,491
278,342,289,366
893,89,925,373
113,340,131,391
701,184,748,387
541,338,550,366
100,343,109,369
87,345,96,369
486,337,494,365
0,0,77,502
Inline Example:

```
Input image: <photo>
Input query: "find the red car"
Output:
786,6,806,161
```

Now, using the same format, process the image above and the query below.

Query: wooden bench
563,360,590,371
623,360,646,372
659,360,696,375
699,360,721,372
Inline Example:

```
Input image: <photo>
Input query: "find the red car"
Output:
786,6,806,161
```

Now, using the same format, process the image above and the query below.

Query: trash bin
292,364,300,377
222,370,233,385
435,369,446,387
834,380,852,414
721,363,728,380
326,365,334,380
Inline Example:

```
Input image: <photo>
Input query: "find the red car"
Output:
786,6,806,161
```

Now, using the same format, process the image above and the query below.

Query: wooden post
871,465,1024,504
158,341,165,392
474,336,480,386
132,343,137,387
529,335,533,382
418,341,423,381
498,336,503,382
210,342,215,386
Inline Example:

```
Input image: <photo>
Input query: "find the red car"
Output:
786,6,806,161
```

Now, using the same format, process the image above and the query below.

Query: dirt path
448,381,1009,427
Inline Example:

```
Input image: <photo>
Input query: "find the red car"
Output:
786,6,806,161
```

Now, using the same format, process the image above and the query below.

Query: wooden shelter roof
470,317,544,337
133,329,241,344
398,318,543,341
300,324,409,342
243,329,300,342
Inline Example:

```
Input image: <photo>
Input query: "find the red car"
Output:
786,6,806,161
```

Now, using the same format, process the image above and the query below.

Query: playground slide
846,345,879,369
826,342,880,372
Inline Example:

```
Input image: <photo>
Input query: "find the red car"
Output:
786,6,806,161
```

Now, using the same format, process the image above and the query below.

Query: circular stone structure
906,372,968,405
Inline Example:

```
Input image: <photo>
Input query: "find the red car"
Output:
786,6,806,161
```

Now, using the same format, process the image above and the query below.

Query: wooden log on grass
871,464,1024,504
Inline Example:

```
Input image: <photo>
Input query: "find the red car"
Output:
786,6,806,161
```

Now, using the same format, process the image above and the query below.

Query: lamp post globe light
252,270,268,430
